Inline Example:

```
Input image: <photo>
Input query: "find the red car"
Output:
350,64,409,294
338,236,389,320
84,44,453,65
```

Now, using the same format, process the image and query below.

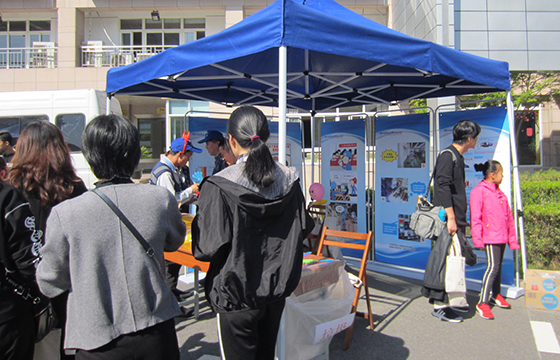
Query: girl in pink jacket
470,160,520,320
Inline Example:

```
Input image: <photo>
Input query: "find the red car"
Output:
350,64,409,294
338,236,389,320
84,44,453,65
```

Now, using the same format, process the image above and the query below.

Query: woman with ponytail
193,106,314,360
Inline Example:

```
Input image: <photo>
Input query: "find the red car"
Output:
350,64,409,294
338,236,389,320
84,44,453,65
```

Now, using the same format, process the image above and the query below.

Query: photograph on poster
329,144,358,171
398,214,421,241
398,142,426,168
329,172,358,202
326,203,358,232
381,177,409,203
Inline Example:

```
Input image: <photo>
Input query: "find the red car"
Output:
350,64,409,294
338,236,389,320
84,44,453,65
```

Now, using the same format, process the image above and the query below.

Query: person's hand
190,183,199,193
447,218,457,235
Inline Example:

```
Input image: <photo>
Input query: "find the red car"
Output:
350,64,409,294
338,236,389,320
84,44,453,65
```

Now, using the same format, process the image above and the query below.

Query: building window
119,17,205,48
515,110,541,166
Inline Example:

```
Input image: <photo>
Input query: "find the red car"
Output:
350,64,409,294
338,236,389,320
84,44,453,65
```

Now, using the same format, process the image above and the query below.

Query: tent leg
278,46,287,165
507,91,527,284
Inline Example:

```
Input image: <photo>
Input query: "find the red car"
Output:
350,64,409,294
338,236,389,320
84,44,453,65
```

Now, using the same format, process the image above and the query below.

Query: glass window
164,33,180,46
164,19,181,29
0,22,7,32
30,21,50,31
196,31,205,40
183,18,205,29
184,32,195,43
9,35,25,48
146,33,162,46
122,33,131,46
0,115,48,140
9,21,26,32
55,114,85,152
145,19,162,30
515,110,540,166
120,19,142,30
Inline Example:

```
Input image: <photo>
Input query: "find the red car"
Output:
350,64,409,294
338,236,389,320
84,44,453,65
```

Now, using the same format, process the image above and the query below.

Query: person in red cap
150,132,202,306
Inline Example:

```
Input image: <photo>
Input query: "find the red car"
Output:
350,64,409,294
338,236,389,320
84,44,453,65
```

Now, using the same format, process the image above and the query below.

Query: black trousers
480,243,506,304
0,309,35,360
217,299,285,360
165,260,182,293
75,319,179,360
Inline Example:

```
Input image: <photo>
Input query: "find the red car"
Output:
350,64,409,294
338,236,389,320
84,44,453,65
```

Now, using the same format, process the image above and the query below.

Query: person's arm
36,208,71,298
156,171,193,205
3,189,38,284
192,180,232,262
469,187,484,248
504,195,520,250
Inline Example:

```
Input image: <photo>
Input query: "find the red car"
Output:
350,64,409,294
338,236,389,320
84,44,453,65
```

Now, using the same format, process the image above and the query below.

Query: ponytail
227,106,275,188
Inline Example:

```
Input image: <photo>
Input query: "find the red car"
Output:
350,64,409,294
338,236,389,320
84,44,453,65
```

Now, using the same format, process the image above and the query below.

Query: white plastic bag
446,234,467,306
282,267,355,360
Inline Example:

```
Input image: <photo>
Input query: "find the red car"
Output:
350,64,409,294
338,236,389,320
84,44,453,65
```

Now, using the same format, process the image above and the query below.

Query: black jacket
421,230,453,302
192,170,314,313
0,183,39,323
433,145,468,228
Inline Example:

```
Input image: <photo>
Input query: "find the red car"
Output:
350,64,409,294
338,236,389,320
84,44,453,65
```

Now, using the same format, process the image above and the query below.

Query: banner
374,113,432,269
188,118,303,180
438,107,514,285
321,120,366,257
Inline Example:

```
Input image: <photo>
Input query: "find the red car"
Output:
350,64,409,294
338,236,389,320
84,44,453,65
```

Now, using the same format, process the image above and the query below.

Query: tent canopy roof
106,0,511,112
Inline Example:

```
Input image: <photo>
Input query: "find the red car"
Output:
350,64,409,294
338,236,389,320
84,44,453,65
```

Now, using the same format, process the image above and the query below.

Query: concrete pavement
175,269,560,360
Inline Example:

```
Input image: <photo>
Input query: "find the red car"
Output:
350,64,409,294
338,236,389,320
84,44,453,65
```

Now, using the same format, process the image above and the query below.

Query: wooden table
165,241,209,319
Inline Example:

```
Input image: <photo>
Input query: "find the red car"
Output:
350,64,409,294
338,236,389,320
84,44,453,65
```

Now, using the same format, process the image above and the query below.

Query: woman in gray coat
36,114,186,359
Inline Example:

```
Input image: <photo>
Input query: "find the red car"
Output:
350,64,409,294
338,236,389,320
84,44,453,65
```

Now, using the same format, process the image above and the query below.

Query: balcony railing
81,45,175,68
0,45,57,69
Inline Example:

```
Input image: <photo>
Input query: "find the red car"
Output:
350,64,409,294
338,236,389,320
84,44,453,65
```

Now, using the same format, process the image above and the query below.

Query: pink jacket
469,180,519,249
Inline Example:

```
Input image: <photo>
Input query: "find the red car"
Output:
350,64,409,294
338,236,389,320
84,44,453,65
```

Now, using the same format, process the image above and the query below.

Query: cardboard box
525,269,560,311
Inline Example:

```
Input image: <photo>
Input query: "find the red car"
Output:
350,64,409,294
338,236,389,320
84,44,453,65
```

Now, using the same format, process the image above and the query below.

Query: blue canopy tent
106,0,526,276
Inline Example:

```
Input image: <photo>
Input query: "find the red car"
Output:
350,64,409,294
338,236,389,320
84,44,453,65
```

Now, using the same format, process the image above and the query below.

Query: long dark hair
227,106,275,188
9,121,80,207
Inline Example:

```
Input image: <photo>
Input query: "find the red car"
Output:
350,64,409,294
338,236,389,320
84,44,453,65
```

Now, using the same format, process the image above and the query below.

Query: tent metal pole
278,46,287,165
311,111,316,184
507,91,526,285
106,95,111,115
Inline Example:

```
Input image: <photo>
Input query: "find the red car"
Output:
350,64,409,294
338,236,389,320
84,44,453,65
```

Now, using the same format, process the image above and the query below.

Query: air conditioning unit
32,42,56,68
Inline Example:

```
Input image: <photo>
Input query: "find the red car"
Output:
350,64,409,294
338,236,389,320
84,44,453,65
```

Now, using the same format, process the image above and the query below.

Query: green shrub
520,169,560,182
520,181,560,206
524,202,560,270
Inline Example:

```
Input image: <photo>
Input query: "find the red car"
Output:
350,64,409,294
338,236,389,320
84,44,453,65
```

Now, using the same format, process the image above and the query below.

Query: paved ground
175,269,560,360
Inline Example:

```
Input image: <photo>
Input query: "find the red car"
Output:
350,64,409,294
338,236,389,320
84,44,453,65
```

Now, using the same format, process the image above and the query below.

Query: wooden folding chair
316,226,374,350
305,204,327,254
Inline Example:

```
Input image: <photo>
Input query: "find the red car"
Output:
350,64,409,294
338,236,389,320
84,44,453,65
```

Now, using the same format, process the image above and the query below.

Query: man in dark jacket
0,183,40,359
198,130,228,174
423,120,480,323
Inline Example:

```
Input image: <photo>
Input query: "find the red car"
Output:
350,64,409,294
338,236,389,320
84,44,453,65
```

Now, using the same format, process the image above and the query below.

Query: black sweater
433,145,468,228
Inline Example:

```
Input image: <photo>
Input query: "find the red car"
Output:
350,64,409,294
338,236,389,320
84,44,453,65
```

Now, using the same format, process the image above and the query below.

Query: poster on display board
188,118,303,181
374,113,432,270
438,107,514,286
321,119,366,255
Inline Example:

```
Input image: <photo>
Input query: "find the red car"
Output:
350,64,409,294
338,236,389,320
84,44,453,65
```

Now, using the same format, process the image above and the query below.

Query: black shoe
432,308,463,323
453,306,469,313
177,306,194,318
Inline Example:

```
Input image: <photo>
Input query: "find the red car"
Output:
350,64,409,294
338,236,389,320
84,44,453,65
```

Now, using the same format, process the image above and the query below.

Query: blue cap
197,130,224,144
170,138,202,153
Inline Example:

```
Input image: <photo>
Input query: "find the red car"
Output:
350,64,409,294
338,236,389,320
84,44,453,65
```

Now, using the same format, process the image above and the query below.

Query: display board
439,107,514,286
321,119,367,248
374,113,432,269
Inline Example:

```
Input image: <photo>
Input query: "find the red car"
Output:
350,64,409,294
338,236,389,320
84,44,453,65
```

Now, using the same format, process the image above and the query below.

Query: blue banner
374,113,431,269
439,107,514,286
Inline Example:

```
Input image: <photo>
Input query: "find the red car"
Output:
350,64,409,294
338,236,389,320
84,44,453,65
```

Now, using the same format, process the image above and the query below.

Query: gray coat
36,183,186,351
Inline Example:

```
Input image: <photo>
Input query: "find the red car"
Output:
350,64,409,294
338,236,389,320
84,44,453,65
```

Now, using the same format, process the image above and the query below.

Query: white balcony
0,43,58,69
81,44,174,68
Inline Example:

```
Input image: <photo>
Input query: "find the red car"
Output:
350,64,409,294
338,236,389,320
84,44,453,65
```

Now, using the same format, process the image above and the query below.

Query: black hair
453,120,481,144
0,157,6,173
227,106,275,188
477,160,502,178
220,136,231,152
82,114,140,179
0,131,13,145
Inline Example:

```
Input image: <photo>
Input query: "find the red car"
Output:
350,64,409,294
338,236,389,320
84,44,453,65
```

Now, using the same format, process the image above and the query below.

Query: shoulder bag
409,149,456,239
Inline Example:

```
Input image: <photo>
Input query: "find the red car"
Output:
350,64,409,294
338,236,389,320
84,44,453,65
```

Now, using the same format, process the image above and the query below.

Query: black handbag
4,271,58,343
456,231,477,267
